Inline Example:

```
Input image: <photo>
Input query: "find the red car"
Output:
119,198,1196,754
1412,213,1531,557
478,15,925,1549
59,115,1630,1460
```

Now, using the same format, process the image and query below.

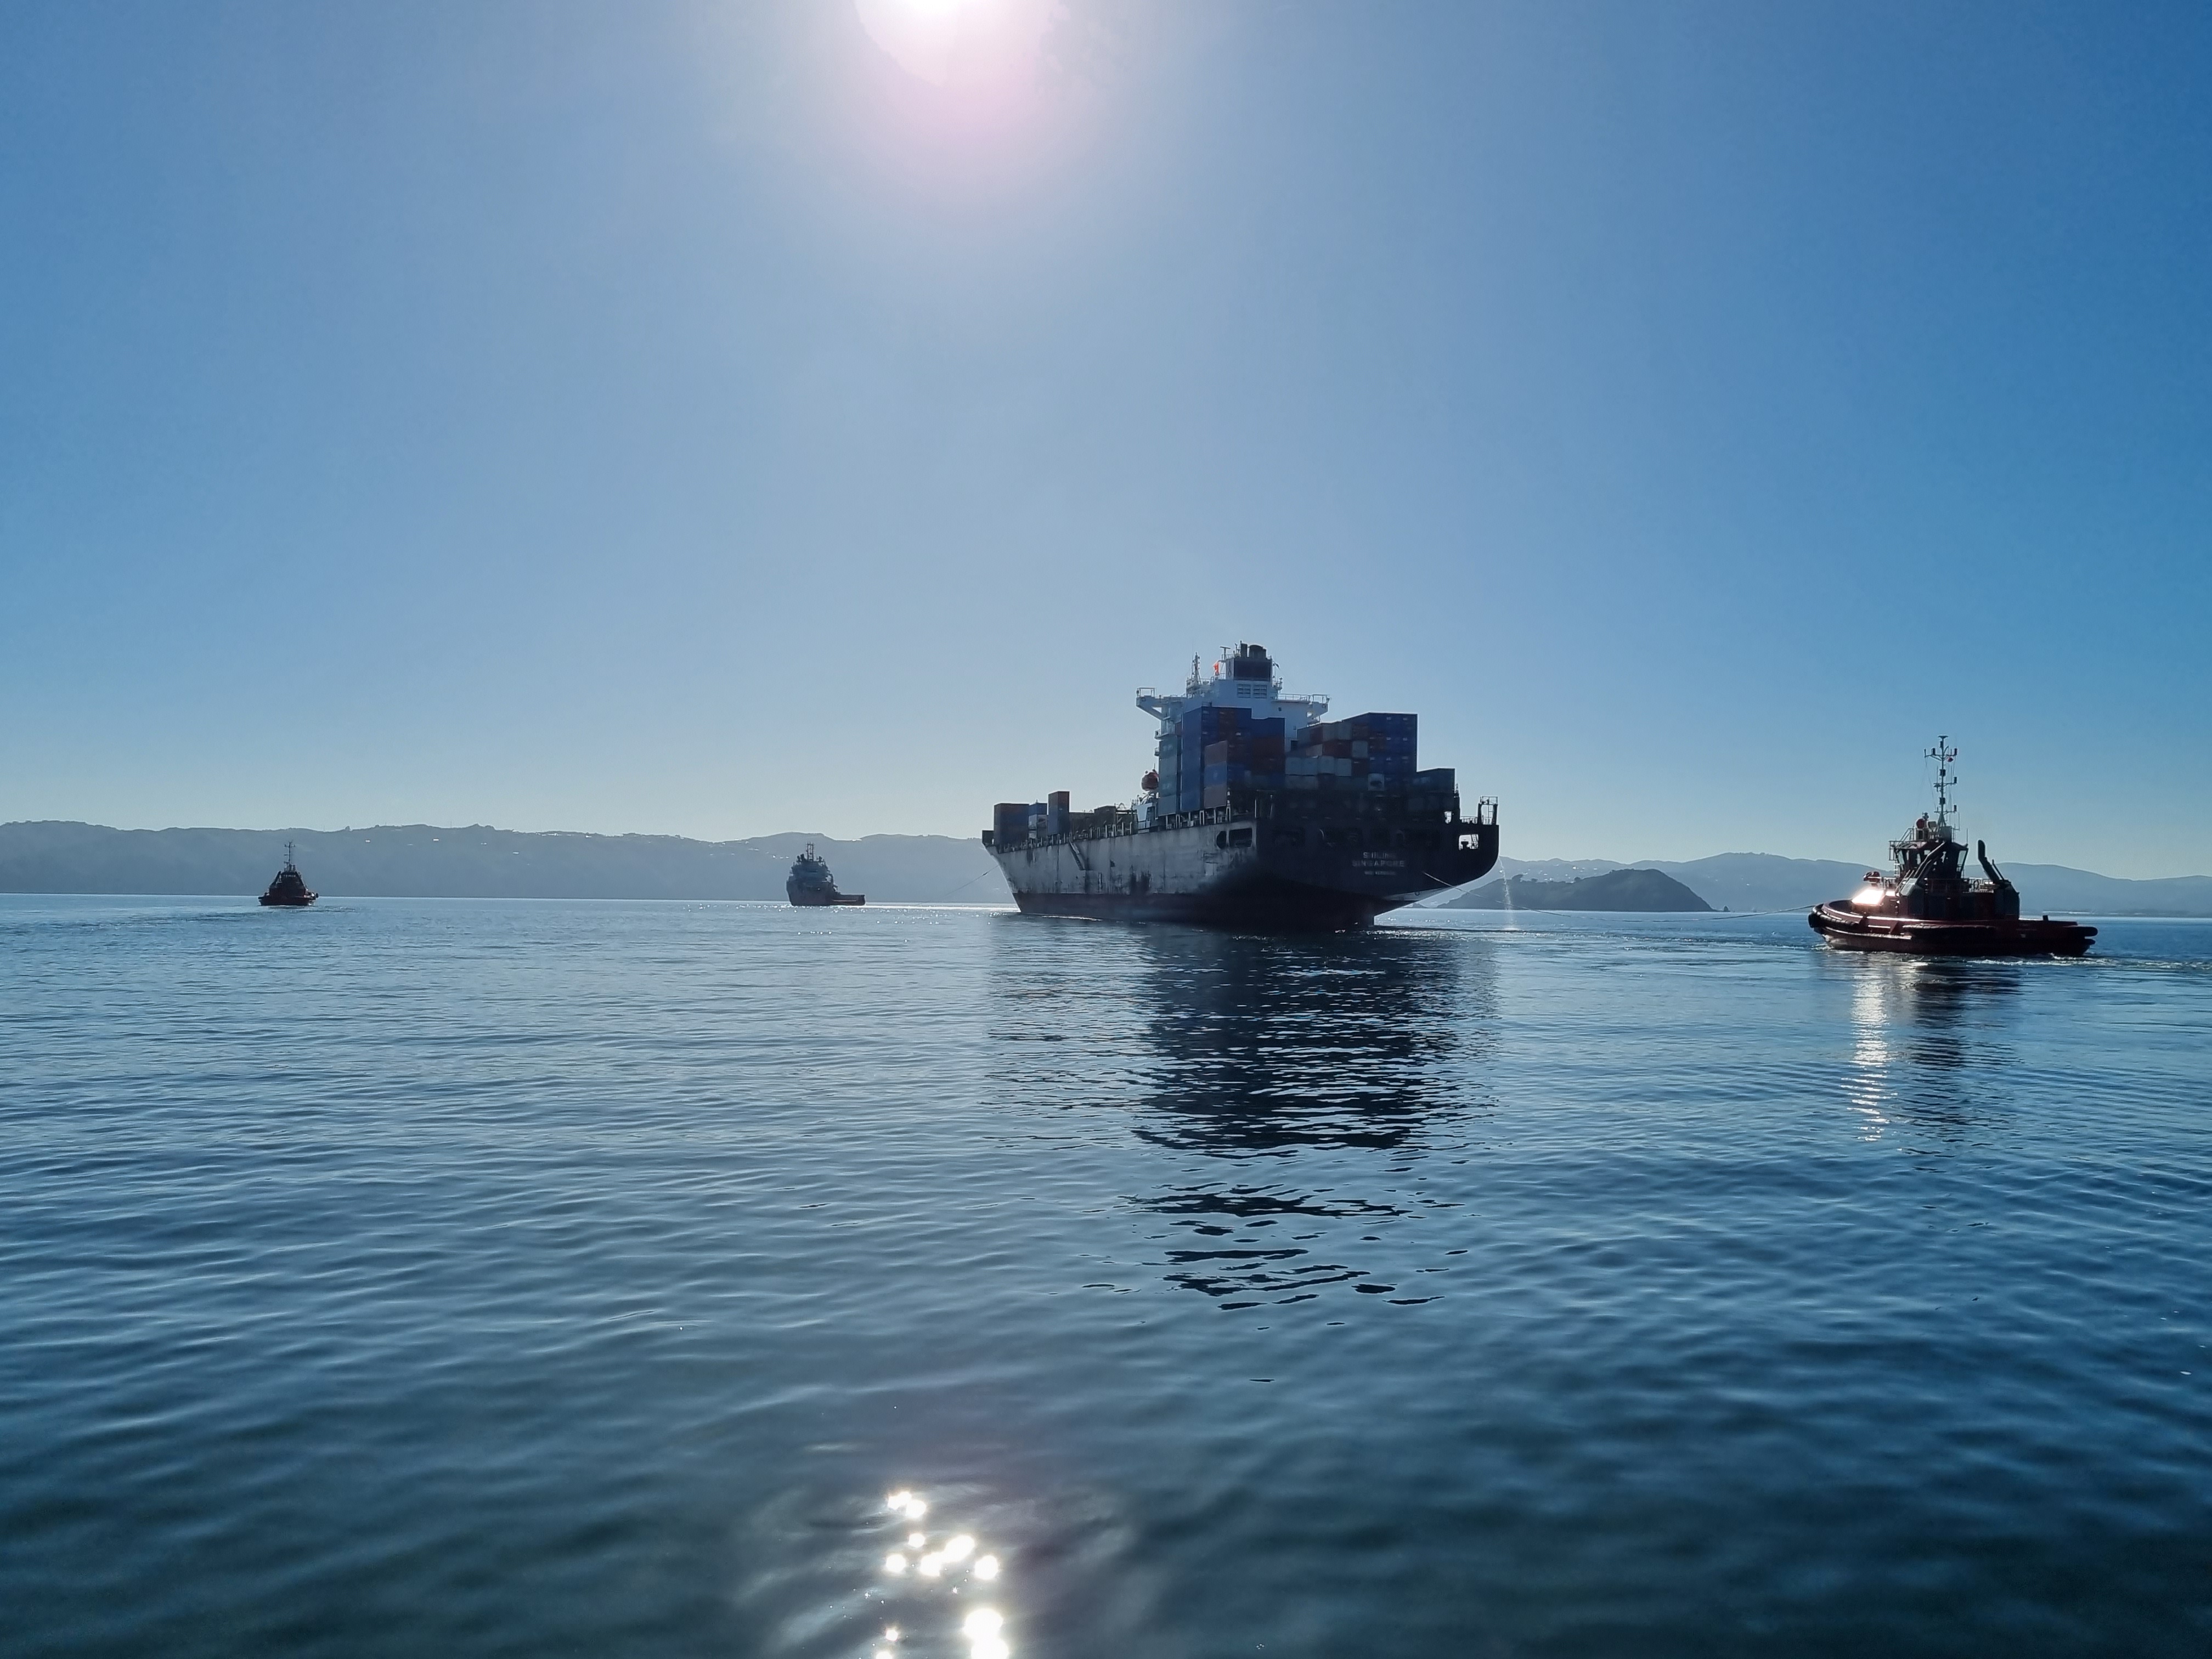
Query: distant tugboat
1809,740,2094,957
786,844,864,907
258,842,318,908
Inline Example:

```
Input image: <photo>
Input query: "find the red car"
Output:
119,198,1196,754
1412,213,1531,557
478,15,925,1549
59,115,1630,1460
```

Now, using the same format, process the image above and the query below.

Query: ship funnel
1976,839,2009,887
1229,642,1273,682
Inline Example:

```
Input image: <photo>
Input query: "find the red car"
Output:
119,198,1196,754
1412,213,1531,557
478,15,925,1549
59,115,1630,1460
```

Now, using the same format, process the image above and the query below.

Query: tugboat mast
1927,737,1958,826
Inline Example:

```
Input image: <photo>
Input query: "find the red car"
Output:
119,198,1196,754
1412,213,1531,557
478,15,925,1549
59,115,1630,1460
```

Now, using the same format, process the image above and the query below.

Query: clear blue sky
3,1,2207,875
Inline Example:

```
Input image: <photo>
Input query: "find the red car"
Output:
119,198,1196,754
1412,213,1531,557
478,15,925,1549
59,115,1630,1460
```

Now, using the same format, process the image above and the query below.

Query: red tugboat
1809,740,2094,957
258,841,318,907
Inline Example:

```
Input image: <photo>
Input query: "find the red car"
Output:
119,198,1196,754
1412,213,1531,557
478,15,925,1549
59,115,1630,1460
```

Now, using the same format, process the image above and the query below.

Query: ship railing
992,793,1494,852
1143,806,1243,835
991,814,1150,853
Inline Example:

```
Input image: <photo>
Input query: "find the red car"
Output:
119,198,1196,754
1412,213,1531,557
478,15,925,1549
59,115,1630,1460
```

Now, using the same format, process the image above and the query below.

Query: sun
853,0,1055,92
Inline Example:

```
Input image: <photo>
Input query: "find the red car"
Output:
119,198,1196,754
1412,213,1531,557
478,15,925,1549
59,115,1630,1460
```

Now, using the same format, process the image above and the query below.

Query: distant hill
0,822,1008,904
1452,851,2212,917
1449,868,1713,912
1976,863,2212,917
1647,854,1869,912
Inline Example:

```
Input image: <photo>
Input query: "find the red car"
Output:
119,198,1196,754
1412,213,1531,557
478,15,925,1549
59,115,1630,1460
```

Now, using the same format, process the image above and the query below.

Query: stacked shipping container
992,798,1056,846
998,671,1467,845
1178,707,1289,812
1278,713,1422,797
993,795,1132,847
1167,710,1443,812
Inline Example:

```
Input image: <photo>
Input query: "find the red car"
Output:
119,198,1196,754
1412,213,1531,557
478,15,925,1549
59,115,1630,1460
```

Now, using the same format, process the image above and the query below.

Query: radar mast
1927,737,1958,827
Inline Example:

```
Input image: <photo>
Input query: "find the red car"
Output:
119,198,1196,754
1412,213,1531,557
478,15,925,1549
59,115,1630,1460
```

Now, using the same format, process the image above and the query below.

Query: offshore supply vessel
1808,740,2095,956
786,844,864,907
258,842,317,907
983,644,1499,929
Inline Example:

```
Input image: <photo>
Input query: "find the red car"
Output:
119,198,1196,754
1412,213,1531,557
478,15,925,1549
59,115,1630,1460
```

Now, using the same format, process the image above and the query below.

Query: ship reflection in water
1841,953,2024,1144
1126,926,1497,1310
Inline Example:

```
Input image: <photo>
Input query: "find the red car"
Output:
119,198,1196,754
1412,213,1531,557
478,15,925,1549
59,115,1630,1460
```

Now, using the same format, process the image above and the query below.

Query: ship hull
257,893,316,907
1808,902,2094,956
994,814,1499,931
787,888,864,907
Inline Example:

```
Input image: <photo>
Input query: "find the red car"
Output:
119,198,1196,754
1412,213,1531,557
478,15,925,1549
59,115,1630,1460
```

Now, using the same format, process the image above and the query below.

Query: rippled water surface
3,896,2209,1657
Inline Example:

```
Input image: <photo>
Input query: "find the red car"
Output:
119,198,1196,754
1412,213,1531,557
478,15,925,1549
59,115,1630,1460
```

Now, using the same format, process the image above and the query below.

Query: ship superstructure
984,644,1498,929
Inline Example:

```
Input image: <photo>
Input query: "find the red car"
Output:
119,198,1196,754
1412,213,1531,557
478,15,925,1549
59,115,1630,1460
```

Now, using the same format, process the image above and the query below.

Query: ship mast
1926,737,1958,829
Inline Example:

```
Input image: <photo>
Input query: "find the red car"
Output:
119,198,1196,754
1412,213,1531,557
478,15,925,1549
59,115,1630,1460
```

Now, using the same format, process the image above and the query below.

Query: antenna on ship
285,839,297,870
1927,737,1958,825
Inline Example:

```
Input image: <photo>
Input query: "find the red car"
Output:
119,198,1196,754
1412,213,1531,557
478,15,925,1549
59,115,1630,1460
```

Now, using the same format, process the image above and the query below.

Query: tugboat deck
1808,902,2095,956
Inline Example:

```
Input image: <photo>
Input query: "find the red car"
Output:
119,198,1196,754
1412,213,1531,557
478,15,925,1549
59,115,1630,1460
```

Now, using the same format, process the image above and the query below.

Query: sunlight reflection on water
1848,965,1895,1140
876,1489,1013,1658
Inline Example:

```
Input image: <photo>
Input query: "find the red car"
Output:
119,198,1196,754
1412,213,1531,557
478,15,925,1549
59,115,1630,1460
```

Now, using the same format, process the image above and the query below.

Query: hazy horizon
4,2,2208,877
8,814,2210,885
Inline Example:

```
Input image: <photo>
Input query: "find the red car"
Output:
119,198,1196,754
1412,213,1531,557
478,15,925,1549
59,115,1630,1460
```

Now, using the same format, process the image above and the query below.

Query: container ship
1807,738,2095,956
983,643,1498,929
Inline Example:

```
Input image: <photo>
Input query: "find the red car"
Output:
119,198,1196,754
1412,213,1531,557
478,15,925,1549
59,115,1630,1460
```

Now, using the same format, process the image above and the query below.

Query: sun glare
853,0,1056,93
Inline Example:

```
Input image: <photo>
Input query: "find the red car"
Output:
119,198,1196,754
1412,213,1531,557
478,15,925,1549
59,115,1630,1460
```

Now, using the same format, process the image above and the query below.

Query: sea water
2,895,2207,1657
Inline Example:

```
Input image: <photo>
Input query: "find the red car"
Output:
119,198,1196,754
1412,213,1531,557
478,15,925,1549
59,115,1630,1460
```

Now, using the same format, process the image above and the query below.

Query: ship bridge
1136,644,1330,823
1135,642,1328,732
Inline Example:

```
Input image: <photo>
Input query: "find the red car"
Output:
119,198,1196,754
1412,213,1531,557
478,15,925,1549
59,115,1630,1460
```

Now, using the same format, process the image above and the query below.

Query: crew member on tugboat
1808,738,2095,957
